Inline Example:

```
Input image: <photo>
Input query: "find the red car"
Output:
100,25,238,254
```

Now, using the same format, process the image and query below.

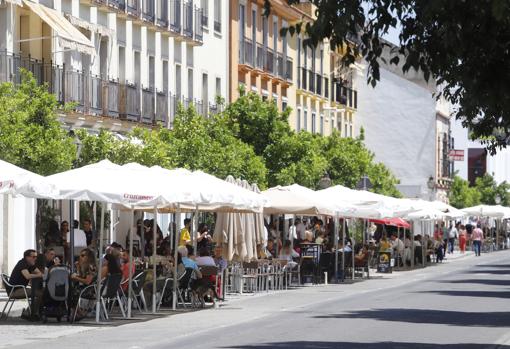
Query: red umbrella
370,217,410,229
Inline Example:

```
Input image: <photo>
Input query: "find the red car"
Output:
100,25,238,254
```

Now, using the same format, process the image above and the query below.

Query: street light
495,194,502,205
318,171,332,189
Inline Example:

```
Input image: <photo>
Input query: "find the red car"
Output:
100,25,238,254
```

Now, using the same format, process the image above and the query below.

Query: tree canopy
0,70,76,175
269,0,510,154
448,174,510,208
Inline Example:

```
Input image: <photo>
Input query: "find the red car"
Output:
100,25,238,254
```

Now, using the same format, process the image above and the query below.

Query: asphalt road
7,250,510,349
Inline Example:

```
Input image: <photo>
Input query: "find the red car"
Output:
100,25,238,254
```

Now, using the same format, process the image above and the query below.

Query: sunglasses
80,254,87,257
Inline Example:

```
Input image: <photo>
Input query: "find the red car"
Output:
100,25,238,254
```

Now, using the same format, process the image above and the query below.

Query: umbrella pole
173,206,181,311
351,219,355,280
95,202,105,323
333,213,339,283
410,221,415,269
290,215,295,251
152,206,157,314
69,200,75,272
127,209,134,318
342,218,346,283
193,206,199,255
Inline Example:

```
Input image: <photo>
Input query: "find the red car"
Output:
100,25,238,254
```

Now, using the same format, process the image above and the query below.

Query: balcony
183,1,193,38
308,70,315,93
170,0,182,34
264,47,275,75
300,67,307,90
141,88,155,123
155,91,168,124
156,0,168,27
107,80,120,118
127,0,140,17
239,37,254,67
120,83,141,121
285,57,293,81
333,82,358,109
194,7,204,43
141,0,155,22
255,43,264,70
316,73,322,96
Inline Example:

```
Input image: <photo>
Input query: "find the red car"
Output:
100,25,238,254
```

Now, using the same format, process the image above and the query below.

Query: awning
64,14,115,38
22,0,95,55
5,0,23,6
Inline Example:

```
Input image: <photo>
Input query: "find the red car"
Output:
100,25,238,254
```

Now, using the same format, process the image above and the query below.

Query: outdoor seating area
2,159,510,325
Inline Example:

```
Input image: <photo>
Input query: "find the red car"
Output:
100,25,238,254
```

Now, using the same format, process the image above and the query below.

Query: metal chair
120,271,148,313
157,268,192,310
1,273,31,319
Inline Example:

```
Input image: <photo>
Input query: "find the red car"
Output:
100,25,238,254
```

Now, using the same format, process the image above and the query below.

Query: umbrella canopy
406,208,447,221
48,160,267,212
0,159,58,198
316,185,396,218
262,184,336,216
461,205,510,218
370,217,411,229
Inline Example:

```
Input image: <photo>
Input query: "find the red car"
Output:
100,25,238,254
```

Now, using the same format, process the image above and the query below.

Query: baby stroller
41,266,70,323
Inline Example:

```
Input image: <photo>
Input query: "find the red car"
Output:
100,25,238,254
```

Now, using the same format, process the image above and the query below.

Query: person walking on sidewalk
458,224,467,253
448,222,458,254
472,224,484,256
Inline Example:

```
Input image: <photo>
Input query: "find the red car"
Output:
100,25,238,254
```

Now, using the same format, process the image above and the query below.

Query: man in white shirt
390,234,405,266
295,218,306,241
66,220,87,248
448,223,458,254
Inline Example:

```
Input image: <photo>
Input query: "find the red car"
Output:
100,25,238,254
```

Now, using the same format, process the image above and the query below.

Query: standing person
196,223,212,252
472,224,484,256
295,218,306,242
441,222,449,256
458,224,467,253
82,219,96,249
179,218,192,246
448,222,458,254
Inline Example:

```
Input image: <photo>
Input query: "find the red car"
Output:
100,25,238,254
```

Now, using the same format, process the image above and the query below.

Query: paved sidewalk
0,248,482,348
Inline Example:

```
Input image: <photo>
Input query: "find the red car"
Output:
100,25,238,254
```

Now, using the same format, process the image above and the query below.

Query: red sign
449,149,465,161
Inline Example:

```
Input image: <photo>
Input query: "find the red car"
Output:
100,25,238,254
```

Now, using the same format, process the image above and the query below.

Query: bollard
324,272,328,285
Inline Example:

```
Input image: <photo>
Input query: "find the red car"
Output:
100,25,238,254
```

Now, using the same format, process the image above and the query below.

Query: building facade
0,0,228,132
354,46,453,201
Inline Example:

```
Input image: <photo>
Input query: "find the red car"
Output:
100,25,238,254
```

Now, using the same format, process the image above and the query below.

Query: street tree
448,175,481,209
0,70,75,175
267,0,510,153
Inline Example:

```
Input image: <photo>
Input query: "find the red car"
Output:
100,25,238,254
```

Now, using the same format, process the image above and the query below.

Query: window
118,46,125,83
149,56,155,89
312,47,316,72
239,4,245,39
215,77,221,99
251,9,257,40
320,114,324,135
162,60,168,91
320,48,323,75
214,0,221,33
187,68,193,100
202,73,208,104
297,108,301,131
282,100,287,110
262,15,268,47
175,64,182,97
201,0,209,28
311,112,316,133
186,45,193,67
282,21,288,57
297,36,301,87
304,110,308,131
273,19,278,51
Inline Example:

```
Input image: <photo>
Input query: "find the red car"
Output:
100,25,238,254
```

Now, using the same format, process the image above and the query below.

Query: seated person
177,246,202,279
279,240,299,270
213,245,228,273
195,248,216,267
101,251,122,279
379,236,392,252
120,249,135,292
8,249,43,317
337,242,352,252
70,248,97,319
354,245,369,267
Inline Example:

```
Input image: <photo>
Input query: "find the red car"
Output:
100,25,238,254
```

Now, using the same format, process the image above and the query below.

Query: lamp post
318,171,332,190
68,130,83,272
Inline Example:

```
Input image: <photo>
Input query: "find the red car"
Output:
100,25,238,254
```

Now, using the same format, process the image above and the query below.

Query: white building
451,118,510,185
0,0,228,274
0,0,228,131
354,48,453,201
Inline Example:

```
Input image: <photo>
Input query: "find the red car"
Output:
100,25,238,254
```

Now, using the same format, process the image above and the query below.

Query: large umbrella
0,159,58,198
461,205,510,218
262,184,336,216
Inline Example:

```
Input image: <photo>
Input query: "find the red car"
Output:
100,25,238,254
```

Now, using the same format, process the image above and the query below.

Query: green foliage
449,174,510,208
0,70,76,175
474,174,510,206
267,0,510,154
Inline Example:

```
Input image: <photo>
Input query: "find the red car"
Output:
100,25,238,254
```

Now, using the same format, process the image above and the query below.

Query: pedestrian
472,224,484,256
448,222,458,254
458,224,467,253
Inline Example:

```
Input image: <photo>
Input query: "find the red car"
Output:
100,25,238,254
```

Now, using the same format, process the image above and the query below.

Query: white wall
355,64,436,199
451,117,510,184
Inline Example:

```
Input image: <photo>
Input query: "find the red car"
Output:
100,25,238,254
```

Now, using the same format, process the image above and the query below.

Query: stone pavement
0,249,478,348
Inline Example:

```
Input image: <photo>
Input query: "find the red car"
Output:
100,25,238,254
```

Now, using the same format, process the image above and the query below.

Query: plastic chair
1,273,31,319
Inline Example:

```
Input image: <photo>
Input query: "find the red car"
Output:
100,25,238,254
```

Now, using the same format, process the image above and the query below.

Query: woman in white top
279,240,299,270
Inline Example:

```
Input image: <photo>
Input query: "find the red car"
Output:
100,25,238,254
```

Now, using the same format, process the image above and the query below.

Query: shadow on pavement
224,341,509,349
465,269,510,275
423,290,510,299
476,264,510,268
312,308,510,327
437,279,510,286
